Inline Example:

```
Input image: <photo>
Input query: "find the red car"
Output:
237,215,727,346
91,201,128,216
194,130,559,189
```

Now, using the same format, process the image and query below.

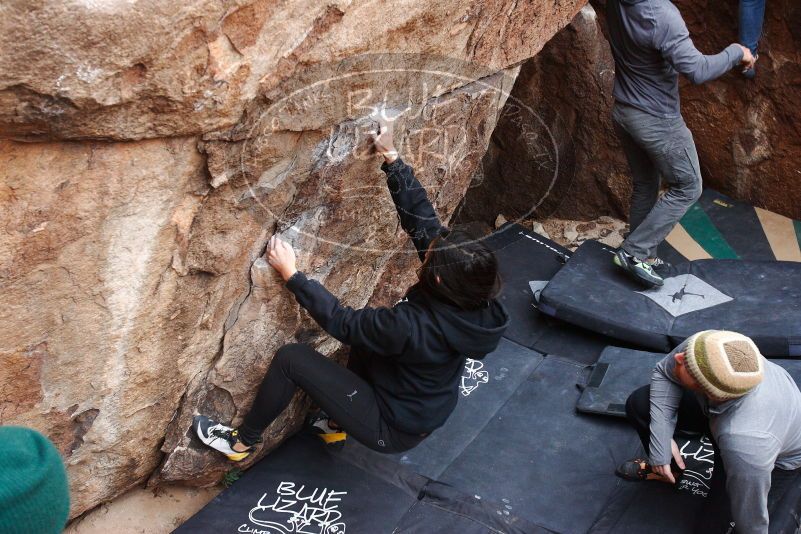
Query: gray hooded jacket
606,0,743,118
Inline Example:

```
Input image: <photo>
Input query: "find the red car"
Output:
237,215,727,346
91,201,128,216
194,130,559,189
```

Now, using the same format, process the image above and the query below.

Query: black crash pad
579,346,801,533
538,240,801,357
576,347,663,417
392,480,548,534
175,432,415,533
578,346,801,418
438,356,639,533
484,224,570,349
486,224,615,364
176,431,540,534
388,338,544,479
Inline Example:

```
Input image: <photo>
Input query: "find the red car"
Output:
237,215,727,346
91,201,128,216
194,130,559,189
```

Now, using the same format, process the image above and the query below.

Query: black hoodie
285,158,509,434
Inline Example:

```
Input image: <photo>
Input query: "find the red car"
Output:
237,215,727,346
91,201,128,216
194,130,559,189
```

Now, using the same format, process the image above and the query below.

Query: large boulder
459,4,630,225
2,0,585,142
671,0,801,219
466,0,801,224
0,0,586,517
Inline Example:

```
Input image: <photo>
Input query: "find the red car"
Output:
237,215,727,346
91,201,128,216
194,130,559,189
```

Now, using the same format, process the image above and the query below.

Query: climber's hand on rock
267,235,297,281
737,45,756,69
372,116,398,164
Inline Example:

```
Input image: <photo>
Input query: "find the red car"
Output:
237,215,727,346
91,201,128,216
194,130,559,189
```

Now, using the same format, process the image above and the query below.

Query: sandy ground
494,214,628,251
65,485,221,534
537,216,628,250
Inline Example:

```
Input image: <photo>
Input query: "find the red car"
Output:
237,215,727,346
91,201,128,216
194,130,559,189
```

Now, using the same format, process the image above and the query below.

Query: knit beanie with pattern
684,330,764,401
0,426,70,534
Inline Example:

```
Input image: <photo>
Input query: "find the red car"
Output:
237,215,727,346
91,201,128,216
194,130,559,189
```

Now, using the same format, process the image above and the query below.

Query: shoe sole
319,432,347,444
193,415,251,461
614,252,663,288
632,268,663,287
226,451,250,461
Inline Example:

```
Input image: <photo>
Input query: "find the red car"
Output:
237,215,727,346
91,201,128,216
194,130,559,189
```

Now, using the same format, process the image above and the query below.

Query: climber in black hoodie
194,116,510,461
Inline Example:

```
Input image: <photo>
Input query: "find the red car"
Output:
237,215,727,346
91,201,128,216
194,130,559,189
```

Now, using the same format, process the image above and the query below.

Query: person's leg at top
611,105,701,287
739,0,766,78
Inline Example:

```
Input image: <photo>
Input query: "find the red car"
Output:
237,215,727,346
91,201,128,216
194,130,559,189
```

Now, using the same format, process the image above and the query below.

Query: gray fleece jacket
650,341,801,533
606,0,744,118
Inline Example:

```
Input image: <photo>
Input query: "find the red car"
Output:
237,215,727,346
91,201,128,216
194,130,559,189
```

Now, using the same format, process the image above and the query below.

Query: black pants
626,385,731,532
239,343,424,453
626,386,801,534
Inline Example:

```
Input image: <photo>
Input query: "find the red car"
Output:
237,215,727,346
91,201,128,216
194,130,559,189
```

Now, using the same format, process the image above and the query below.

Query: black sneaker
305,411,347,446
614,249,664,287
647,257,673,276
193,415,253,461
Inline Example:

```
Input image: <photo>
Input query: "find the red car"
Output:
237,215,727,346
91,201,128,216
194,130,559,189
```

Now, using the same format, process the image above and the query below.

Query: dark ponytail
418,229,501,310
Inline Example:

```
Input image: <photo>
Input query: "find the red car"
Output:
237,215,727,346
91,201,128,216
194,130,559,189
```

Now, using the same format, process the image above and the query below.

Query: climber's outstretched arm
373,119,446,261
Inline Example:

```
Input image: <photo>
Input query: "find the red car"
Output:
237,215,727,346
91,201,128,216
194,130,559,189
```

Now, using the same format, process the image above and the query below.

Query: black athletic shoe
614,249,664,287
305,411,347,446
648,257,673,276
193,415,252,461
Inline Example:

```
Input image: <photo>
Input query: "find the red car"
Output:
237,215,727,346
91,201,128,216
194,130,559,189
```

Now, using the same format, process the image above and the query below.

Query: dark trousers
626,385,732,533
613,103,702,260
626,386,801,534
239,343,424,453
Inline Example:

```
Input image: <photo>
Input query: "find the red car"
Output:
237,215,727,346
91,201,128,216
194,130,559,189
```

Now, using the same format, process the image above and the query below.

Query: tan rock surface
1,0,585,141
154,67,521,487
1,0,588,518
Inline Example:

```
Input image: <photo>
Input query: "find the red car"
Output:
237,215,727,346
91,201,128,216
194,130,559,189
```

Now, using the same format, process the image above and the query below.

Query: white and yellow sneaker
306,411,347,446
193,415,252,462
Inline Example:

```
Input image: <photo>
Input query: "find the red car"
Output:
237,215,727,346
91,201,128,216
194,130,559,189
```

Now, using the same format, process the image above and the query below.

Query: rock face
0,0,586,517
668,0,801,219
466,0,801,225
459,5,630,225
2,0,584,141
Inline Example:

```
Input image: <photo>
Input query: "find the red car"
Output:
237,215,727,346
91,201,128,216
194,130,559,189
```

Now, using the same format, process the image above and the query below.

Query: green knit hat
684,330,764,401
0,426,70,534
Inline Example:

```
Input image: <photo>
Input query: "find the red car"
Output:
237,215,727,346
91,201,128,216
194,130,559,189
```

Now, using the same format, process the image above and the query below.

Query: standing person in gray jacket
617,331,801,533
606,0,755,287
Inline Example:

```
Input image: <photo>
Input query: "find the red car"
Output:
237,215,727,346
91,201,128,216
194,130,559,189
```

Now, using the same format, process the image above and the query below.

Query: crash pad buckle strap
586,363,609,388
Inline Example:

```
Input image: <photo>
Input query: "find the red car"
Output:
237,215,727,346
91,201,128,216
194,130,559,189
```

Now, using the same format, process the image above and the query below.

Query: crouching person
618,330,801,533
193,117,509,461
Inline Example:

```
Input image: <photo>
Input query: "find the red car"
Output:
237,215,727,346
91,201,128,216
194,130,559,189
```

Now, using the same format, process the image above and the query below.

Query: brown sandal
616,458,653,481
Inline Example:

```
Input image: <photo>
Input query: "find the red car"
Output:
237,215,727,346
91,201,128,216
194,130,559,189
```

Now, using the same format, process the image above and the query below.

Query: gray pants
613,103,702,259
